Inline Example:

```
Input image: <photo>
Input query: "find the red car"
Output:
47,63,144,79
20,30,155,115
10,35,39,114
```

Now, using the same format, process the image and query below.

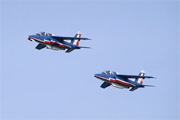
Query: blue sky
0,0,179,120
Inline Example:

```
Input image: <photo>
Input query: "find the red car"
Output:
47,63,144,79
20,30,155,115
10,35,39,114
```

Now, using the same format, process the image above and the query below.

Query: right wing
100,82,111,88
52,36,91,42
117,74,155,79
36,44,46,50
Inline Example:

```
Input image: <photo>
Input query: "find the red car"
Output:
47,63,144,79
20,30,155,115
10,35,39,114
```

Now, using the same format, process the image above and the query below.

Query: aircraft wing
52,36,91,41
100,82,111,88
117,74,155,79
36,44,46,50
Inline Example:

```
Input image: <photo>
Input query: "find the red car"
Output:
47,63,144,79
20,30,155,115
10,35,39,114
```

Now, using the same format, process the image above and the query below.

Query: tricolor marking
94,75,136,87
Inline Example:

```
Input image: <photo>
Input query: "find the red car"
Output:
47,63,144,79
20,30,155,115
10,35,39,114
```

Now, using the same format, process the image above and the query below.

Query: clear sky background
0,0,179,120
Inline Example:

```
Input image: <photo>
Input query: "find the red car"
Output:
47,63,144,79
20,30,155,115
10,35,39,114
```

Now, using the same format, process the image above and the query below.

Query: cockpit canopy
35,32,54,36
101,71,118,75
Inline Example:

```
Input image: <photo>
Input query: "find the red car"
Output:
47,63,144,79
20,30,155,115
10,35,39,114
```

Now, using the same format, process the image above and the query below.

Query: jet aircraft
94,70,155,91
28,31,91,53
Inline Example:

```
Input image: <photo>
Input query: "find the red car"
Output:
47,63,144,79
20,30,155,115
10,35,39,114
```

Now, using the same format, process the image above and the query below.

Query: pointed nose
27,36,30,40
27,35,34,41
94,74,100,78
94,74,96,77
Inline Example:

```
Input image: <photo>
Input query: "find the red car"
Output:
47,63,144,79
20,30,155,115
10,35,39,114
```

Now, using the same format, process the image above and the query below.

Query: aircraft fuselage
94,70,154,91
28,32,90,53
94,74,136,89
28,35,75,50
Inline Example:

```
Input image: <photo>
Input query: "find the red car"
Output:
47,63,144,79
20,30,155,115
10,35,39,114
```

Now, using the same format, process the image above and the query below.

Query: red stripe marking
76,40,79,46
94,75,135,87
44,40,51,44
110,79,135,87
56,42,71,49
94,75,109,81
30,37,71,49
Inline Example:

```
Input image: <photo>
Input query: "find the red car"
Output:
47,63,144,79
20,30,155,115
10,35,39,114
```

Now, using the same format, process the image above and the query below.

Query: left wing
100,82,111,88
52,36,91,42
117,74,155,79
36,43,46,50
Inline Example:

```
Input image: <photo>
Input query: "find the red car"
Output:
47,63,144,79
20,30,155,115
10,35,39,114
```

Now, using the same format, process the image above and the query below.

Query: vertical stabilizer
71,31,81,46
135,70,145,84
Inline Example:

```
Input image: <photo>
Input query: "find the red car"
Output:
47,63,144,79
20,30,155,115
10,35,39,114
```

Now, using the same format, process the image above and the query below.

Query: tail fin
71,31,81,46
135,70,145,84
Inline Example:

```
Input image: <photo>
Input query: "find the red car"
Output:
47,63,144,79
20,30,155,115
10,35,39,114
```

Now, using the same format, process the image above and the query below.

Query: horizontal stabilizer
79,46,91,49
129,87,138,91
66,49,74,53
142,85,155,87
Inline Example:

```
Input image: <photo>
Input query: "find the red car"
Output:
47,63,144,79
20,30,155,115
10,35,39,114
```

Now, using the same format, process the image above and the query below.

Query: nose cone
27,35,35,41
27,35,30,40
94,74,100,78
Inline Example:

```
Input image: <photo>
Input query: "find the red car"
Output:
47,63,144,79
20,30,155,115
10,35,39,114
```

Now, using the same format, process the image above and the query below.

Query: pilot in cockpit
35,32,54,36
